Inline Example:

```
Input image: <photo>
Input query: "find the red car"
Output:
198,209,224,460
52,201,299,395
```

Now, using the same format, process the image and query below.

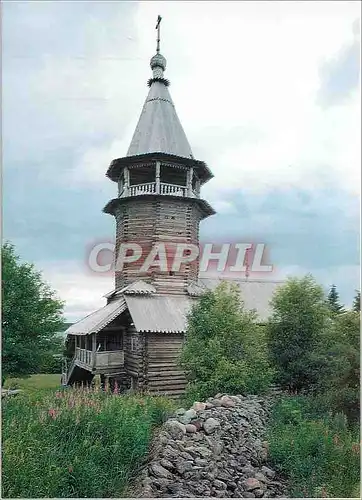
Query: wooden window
131,336,137,352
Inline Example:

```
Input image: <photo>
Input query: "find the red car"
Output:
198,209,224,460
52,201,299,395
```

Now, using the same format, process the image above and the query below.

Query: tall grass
2,385,175,498
267,397,360,498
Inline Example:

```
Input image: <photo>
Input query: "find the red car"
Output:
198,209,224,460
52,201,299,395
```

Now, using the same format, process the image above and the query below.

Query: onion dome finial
148,15,170,87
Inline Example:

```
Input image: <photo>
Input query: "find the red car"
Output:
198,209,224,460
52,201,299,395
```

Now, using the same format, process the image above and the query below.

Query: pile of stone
137,394,288,498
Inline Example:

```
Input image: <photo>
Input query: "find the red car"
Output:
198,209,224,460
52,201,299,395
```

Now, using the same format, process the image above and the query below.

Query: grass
267,396,360,498
3,373,62,393
2,384,175,498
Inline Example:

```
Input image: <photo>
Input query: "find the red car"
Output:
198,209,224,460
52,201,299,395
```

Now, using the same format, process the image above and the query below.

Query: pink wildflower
48,408,57,419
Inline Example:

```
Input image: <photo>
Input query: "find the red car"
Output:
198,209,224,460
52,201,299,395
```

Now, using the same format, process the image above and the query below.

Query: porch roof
65,297,127,336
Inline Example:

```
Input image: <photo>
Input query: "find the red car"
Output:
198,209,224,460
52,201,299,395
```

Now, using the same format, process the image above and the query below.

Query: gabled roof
104,280,156,301
66,279,283,337
65,297,126,336
123,280,156,295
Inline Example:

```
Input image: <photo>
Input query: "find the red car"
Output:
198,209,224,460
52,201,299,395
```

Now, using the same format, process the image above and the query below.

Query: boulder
164,420,186,440
243,477,262,491
204,417,220,434
149,463,173,479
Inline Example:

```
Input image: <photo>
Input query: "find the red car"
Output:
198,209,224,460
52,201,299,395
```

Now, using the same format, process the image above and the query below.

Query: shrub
317,310,360,423
266,275,330,393
2,387,175,498
268,397,360,498
180,281,273,401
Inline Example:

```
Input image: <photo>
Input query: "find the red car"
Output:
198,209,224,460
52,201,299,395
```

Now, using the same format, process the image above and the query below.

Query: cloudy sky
3,1,360,321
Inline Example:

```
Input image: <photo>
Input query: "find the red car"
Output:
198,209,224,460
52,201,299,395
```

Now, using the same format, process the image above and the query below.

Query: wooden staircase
61,357,94,387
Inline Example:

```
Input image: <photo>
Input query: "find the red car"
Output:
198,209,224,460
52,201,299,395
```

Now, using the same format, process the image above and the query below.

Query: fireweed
2,386,175,498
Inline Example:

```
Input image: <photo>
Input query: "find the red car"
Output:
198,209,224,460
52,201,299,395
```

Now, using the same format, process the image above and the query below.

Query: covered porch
63,297,128,386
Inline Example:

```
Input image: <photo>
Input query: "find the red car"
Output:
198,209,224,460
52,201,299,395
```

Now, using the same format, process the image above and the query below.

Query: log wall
114,197,204,293
124,324,146,390
144,333,187,397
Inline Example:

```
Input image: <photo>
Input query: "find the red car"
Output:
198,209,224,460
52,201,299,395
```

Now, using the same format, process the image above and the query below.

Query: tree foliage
317,310,360,422
352,290,360,312
2,242,65,379
327,284,344,314
266,275,330,393
180,282,273,401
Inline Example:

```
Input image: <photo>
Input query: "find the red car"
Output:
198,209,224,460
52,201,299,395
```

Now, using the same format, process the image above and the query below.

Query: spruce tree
327,284,344,314
353,290,360,312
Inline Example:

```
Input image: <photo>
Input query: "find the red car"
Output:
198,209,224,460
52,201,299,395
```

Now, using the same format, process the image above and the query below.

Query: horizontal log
148,362,181,369
147,383,187,391
147,370,186,377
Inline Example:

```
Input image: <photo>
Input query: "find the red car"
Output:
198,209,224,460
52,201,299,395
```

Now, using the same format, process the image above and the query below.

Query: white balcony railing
124,182,194,198
160,183,187,197
129,182,156,196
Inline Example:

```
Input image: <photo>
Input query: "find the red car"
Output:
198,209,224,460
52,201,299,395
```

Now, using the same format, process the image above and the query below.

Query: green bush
317,311,360,423
266,275,330,393
2,387,175,498
268,397,360,498
180,282,273,401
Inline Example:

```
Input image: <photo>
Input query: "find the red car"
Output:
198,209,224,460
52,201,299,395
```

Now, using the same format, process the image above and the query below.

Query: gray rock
197,446,213,458
193,401,207,411
149,463,173,479
167,482,183,495
243,477,262,491
175,459,193,475
210,398,223,407
243,493,256,498
241,465,256,477
179,451,194,461
255,472,268,482
164,420,186,440
214,479,227,490
220,395,236,408
162,445,178,461
254,488,265,498
160,458,175,470
175,407,186,416
204,417,220,434
230,395,243,403
179,408,197,424
261,466,276,479
185,423,197,433
195,457,208,467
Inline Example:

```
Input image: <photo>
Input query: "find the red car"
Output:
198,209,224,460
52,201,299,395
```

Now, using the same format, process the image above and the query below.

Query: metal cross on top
155,15,162,53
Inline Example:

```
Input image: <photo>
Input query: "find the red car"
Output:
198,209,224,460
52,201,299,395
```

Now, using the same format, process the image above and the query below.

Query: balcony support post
187,167,194,197
155,161,160,194
124,167,130,197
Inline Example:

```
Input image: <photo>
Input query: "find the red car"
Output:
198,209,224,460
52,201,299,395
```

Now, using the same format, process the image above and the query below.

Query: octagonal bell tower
104,17,215,295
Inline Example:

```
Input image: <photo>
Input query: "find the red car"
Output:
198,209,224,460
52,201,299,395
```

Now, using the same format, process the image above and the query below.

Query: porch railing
75,347,124,370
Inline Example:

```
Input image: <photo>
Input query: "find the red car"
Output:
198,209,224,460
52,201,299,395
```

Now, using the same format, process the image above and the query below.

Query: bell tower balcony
117,160,201,199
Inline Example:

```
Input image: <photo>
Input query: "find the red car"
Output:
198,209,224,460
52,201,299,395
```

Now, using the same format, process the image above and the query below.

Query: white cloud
39,260,113,321
5,1,360,319
17,0,359,198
